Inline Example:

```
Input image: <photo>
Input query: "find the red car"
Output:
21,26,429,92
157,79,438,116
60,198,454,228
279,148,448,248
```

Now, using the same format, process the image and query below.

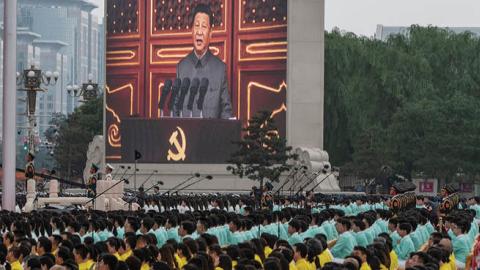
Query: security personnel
87,164,99,198
25,152,35,179
105,164,114,181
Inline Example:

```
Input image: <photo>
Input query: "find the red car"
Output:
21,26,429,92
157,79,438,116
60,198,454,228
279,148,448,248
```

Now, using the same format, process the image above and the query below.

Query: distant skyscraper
375,24,480,41
0,0,103,144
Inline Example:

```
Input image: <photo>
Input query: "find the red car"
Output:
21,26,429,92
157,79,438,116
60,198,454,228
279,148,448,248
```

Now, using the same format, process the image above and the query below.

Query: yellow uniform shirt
295,258,315,270
360,262,372,270
265,246,273,258
290,261,299,270
319,249,334,267
120,250,132,261
176,255,188,269
114,252,122,261
449,253,457,270
390,250,399,270
10,260,22,270
440,263,452,270
78,260,94,270
141,263,150,270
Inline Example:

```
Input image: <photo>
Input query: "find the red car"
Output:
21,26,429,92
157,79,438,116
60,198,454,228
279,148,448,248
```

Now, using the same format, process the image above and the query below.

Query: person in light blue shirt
394,223,415,262
467,197,480,219
352,219,369,247
451,219,471,267
388,217,400,250
227,219,243,245
331,217,357,258
287,219,303,246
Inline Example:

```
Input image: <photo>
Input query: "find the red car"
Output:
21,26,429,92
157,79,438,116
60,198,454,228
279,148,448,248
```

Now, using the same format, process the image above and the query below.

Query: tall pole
2,0,17,211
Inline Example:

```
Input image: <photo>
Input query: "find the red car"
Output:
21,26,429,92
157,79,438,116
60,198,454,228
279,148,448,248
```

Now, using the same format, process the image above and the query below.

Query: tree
51,97,103,181
44,113,66,143
324,26,480,183
227,111,297,189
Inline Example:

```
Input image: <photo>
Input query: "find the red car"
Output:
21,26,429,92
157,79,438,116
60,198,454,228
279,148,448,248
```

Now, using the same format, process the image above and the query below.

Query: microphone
158,79,172,117
176,78,191,117
197,78,209,117
187,78,200,116
158,181,164,185
168,78,182,117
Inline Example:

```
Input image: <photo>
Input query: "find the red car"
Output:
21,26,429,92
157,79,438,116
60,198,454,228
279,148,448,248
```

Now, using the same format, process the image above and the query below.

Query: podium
121,118,241,163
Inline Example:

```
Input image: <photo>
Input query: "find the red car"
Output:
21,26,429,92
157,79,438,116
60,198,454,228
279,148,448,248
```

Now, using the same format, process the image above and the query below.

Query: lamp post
66,74,100,101
17,63,59,154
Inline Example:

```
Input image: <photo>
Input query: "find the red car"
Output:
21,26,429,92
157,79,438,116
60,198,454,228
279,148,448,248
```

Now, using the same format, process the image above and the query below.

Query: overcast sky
92,0,480,36
91,0,104,19
325,0,480,37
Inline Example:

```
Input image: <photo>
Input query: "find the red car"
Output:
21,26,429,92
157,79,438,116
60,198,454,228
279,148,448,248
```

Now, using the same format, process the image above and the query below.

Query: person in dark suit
176,4,232,119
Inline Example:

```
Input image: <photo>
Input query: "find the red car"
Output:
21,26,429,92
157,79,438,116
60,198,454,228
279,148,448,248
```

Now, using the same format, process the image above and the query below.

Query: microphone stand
85,179,129,210
161,174,199,196
144,182,163,193
289,171,308,194
307,172,335,194
110,167,120,179
174,177,211,194
295,171,323,196
139,171,157,188
117,168,130,181
274,168,299,197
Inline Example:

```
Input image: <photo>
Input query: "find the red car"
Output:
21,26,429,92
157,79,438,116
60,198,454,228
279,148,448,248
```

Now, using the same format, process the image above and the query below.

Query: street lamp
17,63,59,154
67,74,100,101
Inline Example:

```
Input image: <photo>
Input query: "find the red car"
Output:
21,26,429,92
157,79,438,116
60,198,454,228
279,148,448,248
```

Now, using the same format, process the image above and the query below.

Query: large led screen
106,0,287,163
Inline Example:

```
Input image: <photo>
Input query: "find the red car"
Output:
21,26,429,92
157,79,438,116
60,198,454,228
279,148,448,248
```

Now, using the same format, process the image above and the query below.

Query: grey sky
325,0,480,37
91,0,104,19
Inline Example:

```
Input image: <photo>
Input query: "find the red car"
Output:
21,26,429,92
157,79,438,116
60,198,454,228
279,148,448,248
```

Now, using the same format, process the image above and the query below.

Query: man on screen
176,4,232,119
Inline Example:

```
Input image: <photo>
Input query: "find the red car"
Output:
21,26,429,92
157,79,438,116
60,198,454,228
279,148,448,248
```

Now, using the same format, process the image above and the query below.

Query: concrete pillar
287,0,325,149
49,180,59,198
2,0,17,211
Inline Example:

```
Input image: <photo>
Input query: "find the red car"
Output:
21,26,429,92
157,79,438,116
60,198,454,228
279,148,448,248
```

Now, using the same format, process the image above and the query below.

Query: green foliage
44,112,66,143
51,97,103,180
227,111,297,184
325,25,480,181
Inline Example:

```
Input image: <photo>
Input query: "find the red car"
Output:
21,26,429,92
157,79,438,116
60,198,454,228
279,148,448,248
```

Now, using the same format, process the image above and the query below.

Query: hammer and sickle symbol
167,126,187,161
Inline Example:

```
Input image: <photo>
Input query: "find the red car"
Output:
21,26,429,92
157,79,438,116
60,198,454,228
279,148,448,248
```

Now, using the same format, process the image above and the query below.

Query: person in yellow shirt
353,246,373,270
293,243,315,270
378,232,399,270
438,237,457,270
426,246,454,270
106,237,121,260
7,247,23,270
176,243,192,269
74,244,93,270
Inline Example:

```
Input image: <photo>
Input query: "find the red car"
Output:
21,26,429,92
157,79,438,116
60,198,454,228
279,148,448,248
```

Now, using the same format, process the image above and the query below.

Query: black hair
293,243,308,258
100,254,119,270
398,223,412,234
37,236,52,253
192,4,214,27
125,255,142,270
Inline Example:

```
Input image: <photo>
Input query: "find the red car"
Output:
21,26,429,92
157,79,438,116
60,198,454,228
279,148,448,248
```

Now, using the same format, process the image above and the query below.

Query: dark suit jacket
176,50,233,119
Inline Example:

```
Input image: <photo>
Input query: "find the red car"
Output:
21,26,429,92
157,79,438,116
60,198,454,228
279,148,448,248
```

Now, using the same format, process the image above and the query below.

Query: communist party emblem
167,126,187,161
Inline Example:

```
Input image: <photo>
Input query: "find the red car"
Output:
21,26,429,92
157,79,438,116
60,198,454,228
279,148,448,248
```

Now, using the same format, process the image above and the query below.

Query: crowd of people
0,193,479,270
